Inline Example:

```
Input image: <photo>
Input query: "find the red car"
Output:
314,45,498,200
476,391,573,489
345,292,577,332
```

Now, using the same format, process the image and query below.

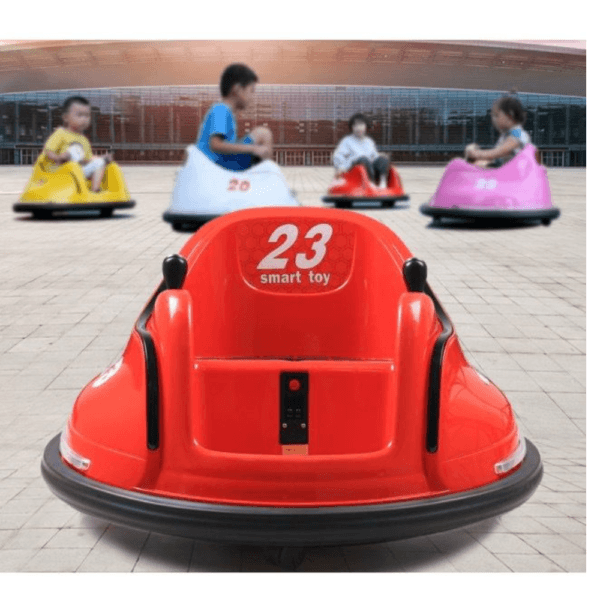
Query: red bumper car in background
322,164,410,208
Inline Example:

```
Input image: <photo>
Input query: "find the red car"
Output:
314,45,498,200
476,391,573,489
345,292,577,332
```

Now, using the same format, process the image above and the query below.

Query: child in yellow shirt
43,96,112,192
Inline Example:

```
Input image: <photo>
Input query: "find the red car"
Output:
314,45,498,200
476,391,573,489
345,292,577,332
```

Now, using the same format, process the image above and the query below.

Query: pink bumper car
420,145,560,225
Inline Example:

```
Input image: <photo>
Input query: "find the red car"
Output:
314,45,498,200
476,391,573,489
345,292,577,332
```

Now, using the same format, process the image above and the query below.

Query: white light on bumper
92,357,123,388
494,435,526,474
59,431,91,471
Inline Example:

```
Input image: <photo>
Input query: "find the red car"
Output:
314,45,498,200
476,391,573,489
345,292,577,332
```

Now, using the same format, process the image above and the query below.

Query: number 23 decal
257,223,333,270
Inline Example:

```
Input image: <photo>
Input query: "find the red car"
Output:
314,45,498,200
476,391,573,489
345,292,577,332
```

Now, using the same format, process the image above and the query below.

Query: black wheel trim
323,195,410,204
14,201,136,213
422,282,454,453
134,283,166,450
41,434,542,547
163,211,219,225
419,203,560,222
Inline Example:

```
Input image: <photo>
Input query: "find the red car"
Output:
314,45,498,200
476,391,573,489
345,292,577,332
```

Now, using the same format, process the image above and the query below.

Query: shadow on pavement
81,513,502,572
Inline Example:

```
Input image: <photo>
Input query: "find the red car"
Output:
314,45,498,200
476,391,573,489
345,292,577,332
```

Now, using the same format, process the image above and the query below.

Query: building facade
0,84,586,167
0,40,586,167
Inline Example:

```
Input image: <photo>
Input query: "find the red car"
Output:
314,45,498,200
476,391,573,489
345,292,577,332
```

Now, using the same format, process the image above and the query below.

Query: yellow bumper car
13,156,135,219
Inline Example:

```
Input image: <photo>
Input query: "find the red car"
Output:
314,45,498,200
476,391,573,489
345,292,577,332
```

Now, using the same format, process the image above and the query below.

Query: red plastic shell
64,208,520,507
326,164,407,198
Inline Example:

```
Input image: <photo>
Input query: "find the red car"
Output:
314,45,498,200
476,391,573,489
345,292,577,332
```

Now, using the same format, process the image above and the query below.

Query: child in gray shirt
333,113,390,187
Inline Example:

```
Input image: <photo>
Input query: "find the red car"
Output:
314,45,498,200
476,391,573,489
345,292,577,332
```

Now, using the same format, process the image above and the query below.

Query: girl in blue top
465,95,531,167
197,64,272,171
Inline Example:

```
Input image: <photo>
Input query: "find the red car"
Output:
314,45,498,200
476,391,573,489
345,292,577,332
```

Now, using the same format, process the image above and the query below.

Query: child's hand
253,144,271,160
465,143,478,156
104,153,114,164
465,143,480,161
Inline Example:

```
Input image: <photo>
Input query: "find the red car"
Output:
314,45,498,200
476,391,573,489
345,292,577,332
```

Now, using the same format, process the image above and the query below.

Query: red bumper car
322,164,410,208
42,207,542,569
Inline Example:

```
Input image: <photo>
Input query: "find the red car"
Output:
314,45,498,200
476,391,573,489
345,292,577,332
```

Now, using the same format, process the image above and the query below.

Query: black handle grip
162,255,188,290
403,258,427,293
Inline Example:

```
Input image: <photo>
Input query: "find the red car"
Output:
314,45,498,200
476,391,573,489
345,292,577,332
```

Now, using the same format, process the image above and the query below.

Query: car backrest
180,208,412,361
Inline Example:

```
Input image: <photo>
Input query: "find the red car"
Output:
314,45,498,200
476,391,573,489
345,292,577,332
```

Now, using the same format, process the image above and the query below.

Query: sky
517,40,586,49
0,40,587,50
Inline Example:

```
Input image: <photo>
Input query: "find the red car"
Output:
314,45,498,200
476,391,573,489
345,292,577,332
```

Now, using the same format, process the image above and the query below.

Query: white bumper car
164,145,299,230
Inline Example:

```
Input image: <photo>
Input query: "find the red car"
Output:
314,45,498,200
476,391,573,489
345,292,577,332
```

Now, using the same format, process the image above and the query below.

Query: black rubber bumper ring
323,195,410,204
41,434,543,547
14,201,136,212
420,203,560,222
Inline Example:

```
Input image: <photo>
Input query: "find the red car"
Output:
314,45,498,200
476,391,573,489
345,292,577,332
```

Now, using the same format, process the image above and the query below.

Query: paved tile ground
0,163,585,573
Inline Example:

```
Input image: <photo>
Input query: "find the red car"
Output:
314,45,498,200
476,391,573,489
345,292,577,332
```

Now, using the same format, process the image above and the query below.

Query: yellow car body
14,156,135,217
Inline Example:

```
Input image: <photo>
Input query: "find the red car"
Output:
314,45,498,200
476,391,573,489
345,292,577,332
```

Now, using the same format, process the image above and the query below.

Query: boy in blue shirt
197,63,272,170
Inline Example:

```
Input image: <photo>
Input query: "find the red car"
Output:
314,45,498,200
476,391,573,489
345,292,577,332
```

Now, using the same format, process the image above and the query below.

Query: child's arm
44,148,71,164
209,135,270,159
466,137,520,162
332,138,351,175
42,129,71,164
368,137,379,161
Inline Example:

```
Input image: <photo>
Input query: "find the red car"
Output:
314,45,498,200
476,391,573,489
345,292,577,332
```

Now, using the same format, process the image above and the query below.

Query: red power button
289,379,301,392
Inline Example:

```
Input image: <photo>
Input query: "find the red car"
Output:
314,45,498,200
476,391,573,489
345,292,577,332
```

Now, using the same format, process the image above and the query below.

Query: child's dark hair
220,64,258,97
348,113,369,131
494,94,527,125
62,96,90,114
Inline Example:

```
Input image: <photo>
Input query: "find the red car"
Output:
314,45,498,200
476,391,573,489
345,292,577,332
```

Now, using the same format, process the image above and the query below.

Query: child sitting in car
42,96,112,192
197,63,272,171
333,113,390,187
465,94,531,167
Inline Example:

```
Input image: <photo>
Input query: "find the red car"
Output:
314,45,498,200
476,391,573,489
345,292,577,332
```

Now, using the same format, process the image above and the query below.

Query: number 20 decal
257,223,333,270
228,178,250,192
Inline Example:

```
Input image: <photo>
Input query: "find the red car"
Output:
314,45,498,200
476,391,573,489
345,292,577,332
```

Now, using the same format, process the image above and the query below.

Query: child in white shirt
333,113,390,187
